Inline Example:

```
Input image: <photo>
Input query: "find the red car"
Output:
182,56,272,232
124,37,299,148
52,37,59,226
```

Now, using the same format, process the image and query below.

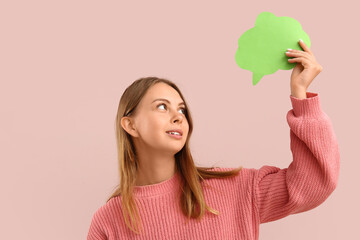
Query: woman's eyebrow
152,98,185,106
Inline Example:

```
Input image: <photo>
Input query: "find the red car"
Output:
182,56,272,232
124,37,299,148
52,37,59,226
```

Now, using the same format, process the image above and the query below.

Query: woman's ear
121,116,139,137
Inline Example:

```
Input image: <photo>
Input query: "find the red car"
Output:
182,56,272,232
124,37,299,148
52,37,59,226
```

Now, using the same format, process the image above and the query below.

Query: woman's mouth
166,131,182,139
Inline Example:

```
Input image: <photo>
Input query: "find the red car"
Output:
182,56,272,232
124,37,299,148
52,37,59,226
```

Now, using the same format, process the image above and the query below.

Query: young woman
87,40,340,239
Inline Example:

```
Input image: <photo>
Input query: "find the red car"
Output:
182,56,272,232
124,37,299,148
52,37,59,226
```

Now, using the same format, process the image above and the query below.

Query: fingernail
299,39,303,42
287,48,292,51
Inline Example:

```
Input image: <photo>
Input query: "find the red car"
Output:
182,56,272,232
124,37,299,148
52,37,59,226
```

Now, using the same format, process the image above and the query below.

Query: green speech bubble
235,11,311,86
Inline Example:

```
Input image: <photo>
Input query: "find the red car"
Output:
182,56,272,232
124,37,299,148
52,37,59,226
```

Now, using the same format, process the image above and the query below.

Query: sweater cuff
289,92,322,118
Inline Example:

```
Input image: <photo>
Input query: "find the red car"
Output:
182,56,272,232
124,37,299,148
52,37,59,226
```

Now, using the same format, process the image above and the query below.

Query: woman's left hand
286,39,323,95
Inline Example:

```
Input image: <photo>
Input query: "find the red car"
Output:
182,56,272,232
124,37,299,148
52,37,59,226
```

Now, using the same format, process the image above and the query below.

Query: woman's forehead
145,83,182,104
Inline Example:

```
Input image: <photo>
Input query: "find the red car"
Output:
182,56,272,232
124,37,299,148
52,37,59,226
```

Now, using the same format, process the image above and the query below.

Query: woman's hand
286,39,323,98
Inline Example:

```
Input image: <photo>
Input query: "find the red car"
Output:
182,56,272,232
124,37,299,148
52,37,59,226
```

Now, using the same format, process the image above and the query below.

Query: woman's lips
166,132,182,139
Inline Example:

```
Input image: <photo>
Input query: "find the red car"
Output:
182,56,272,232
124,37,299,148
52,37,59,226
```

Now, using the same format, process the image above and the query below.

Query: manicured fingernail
299,39,303,42
287,48,292,51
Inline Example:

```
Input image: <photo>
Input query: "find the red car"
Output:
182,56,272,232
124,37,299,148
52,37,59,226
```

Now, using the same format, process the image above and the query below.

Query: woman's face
125,82,189,155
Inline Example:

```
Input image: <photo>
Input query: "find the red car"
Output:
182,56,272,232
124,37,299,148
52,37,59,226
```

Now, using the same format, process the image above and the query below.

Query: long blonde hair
107,76,243,235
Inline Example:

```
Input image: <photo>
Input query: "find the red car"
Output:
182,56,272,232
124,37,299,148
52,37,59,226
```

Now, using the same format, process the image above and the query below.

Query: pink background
0,0,357,239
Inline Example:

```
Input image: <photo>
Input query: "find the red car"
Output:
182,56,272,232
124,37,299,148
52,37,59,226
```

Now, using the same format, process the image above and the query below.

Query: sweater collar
132,171,183,198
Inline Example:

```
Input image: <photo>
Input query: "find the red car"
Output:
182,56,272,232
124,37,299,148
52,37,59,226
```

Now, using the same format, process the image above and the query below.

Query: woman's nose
172,112,184,123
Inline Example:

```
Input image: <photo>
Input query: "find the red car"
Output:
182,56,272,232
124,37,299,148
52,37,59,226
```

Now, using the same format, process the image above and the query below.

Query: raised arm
253,92,340,223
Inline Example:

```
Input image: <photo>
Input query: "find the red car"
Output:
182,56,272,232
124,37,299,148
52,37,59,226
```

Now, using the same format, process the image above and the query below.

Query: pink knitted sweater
87,92,340,240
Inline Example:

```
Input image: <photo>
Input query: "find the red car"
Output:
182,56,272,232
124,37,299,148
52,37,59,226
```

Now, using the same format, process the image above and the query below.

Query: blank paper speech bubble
235,11,311,86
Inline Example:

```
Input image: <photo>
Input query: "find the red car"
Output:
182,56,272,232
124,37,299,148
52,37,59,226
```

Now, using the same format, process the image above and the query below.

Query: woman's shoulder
93,195,122,216
207,166,255,176
202,166,256,186
198,167,257,202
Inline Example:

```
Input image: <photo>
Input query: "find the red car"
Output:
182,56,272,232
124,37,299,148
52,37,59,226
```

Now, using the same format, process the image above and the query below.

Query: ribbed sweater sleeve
253,92,340,224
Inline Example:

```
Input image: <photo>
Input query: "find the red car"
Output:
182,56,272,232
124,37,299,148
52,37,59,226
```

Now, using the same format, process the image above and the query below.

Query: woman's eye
157,103,186,114
158,103,166,110
180,108,186,114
